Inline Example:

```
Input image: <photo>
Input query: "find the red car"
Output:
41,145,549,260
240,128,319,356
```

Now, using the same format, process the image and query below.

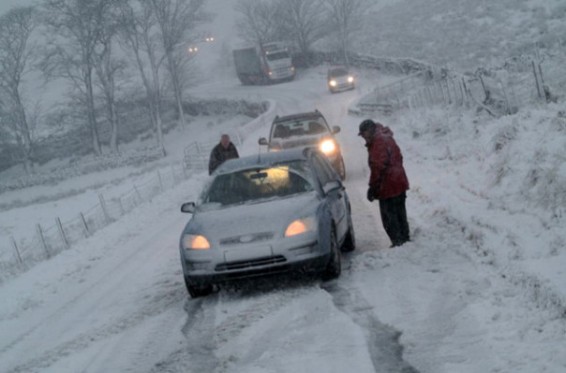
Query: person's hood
365,124,393,147
376,123,393,136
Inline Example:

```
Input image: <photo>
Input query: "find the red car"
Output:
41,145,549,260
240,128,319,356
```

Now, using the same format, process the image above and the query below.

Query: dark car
179,148,356,298
327,66,355,93
258,110,346,180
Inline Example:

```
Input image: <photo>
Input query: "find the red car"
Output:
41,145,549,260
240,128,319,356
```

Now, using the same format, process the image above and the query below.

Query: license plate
224,245,273,262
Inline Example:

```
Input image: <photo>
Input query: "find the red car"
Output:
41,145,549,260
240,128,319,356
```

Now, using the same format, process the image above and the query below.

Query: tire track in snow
321,281,419,373
148,296,223,373
5,278,186,373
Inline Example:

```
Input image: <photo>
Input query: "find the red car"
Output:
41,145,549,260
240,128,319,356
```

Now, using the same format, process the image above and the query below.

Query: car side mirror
180,202,196,213
258,137,268,146
323,180,343,195
332,126,341,134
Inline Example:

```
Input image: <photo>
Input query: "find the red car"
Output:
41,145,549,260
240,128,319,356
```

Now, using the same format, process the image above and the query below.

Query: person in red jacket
358,119,410,247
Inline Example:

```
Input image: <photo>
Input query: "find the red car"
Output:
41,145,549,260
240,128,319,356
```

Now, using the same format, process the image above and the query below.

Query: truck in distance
233,42,295,85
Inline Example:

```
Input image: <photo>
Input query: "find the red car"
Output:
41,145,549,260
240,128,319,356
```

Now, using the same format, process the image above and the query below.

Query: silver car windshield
272,119,329,139
203,161,314,206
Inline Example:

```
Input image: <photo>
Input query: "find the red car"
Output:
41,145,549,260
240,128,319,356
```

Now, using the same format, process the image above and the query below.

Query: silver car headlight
329,80,337,87
319,139,336,155
285,217,317,237
182,234,211,250
348,76,354,83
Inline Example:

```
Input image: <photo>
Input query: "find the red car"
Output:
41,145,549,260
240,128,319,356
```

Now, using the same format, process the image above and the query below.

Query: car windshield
202,161,314,206
265,51,289,61
271,118,329,139
329,68,348,77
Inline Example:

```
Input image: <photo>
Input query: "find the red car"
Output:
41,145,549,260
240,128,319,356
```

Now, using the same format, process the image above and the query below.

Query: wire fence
1,162,190,281
350,55,551,117
1,99,276,282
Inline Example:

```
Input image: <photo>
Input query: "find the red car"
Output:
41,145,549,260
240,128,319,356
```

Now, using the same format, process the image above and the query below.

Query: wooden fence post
11,237,22,264
98,194,111,224
56,217,70,249
80,212,90,237
532,60,542,99
36,223,50,257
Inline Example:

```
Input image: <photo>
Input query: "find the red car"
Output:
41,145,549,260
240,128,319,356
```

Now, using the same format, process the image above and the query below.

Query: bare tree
322,0,365,65
41,0,117,156
94,16,124,155
277,0,326,64
235,0,280,45
150,0,204,130
0,6,38,173
118,0,166,156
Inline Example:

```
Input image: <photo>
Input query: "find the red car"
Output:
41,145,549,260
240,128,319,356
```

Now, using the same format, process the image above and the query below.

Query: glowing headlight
347,76,354,83
319,139,336,155
329,80,337,87
183,234,211,250
285,217,316,237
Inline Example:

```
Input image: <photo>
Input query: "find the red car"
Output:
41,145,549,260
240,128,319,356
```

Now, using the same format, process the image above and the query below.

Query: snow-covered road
2,67,565,373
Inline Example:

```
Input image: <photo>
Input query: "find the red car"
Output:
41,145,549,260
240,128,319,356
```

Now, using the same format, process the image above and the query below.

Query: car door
311,153,347,239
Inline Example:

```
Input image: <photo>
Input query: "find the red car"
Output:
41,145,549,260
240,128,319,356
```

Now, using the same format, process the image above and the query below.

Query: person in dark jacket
359,119,410,247
208,134,239,175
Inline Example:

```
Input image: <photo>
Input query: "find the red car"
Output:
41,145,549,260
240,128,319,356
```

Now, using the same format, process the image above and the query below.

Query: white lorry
233,42,295,85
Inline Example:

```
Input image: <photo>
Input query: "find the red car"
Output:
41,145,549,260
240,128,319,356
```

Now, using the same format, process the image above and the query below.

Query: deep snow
1,0,565,372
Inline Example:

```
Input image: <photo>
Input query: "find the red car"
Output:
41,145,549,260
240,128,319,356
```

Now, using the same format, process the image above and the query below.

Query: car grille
215,255,286,272
219,232,274,246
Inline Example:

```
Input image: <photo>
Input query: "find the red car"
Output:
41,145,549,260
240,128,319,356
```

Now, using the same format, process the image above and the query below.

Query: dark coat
208,142,239,174
366,125,409,200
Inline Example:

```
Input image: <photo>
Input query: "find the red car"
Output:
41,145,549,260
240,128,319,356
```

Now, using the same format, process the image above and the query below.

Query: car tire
341,220,356,252
322,228,341,280
184,276,213,298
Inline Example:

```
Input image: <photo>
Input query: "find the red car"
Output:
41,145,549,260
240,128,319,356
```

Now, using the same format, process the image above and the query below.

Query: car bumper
181,239,330,285
329,83,355,92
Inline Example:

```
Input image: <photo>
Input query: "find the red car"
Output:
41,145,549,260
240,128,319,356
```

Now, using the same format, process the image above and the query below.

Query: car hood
272,134,327,150
183,192,320,243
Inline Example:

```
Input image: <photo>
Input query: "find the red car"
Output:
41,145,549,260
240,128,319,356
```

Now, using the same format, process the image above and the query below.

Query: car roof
273,110,324,123
215,148,311,174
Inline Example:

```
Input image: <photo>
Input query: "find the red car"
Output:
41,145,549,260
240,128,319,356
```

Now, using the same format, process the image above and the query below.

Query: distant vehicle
179,148,356,298
327,66,355,93
258,110,346,180
233,42,295,85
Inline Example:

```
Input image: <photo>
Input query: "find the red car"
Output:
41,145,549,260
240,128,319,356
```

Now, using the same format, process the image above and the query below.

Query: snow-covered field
1,0,565,372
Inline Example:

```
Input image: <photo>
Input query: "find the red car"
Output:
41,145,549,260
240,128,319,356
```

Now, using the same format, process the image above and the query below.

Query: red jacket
366,125,409,199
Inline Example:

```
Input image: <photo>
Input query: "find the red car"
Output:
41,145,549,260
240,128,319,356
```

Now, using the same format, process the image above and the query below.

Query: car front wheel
322,228,341,280
184,276,213,298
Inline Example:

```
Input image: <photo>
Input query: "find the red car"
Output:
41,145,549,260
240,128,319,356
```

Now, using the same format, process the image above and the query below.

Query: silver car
179,148,356,298
258,110,346,180
327,66,355,93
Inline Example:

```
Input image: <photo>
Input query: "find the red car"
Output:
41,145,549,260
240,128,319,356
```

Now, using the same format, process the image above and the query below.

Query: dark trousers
379,192,410,247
